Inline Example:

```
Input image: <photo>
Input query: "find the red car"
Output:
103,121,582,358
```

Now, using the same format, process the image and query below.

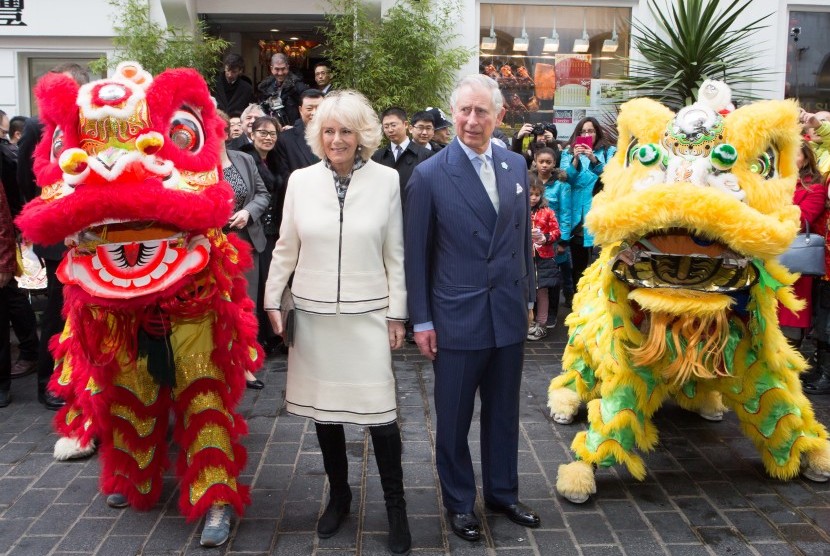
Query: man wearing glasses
257,53,308,128
372,107,432,208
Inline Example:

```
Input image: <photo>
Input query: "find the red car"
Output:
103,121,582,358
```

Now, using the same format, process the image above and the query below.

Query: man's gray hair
450,74,503,114
270,53,289,66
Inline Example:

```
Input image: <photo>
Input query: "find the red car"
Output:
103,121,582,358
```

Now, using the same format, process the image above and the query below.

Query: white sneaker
200,504,233,547
527,323,547,341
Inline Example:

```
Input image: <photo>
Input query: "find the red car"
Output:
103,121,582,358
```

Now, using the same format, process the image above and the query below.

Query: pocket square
516,183,523,195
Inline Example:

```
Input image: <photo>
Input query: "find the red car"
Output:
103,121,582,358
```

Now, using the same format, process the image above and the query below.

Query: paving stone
674,496,727,527
271,532,316,555
724,509,784,542
228,518,279,552
597,499,649,530
56,517,116,552
696,526,757,556
27,503,87,535
3,487,58,518
645,511,700,544
613,529,665,555
565,512,615,545
7,535,64,556
95,535,146,556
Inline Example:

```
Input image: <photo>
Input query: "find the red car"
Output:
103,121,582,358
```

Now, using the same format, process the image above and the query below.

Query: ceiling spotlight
542,10,559,53
513,8,529,52
289,36,299,41
602,18,619,53
573,14,590,53
270,28,279,32
481,6,497,50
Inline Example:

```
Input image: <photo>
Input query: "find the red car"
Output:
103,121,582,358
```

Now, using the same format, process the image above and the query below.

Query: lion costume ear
615,98,675,163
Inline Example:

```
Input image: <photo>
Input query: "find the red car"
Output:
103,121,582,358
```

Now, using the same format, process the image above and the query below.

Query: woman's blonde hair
305,90,382,162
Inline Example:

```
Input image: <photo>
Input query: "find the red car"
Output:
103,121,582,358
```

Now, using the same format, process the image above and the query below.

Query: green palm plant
620,0,773,110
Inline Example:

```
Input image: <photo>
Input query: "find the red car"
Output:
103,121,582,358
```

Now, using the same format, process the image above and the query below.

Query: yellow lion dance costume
549,82,830,504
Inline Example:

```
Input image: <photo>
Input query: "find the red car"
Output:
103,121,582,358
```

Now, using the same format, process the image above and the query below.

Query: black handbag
780,220,826,276
280,287,295,347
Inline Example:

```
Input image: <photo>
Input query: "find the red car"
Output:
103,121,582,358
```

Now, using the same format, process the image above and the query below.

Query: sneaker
527,324,547,341
546,317,558,329
200,504,233,547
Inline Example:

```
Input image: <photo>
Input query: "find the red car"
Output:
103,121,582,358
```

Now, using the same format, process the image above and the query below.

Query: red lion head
16,62,234,300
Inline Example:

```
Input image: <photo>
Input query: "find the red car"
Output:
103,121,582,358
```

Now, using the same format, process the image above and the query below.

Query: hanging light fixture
481,6,497,50
573,14,590,53
542,9,559,53
602,17,619,53
513,7,529,52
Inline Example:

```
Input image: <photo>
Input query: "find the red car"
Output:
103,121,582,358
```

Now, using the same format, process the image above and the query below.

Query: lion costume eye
169,108,204,153
749,147,778,180
50,127,65,162
625,137,639,168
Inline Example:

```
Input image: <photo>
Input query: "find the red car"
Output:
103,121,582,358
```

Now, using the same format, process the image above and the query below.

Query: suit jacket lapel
443,140,497,230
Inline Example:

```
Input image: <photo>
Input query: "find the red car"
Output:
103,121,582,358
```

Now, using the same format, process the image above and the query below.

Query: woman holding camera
560,116,616,291
512,122,560,169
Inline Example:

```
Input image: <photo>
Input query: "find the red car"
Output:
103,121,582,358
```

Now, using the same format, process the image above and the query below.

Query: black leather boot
801,341,828,384
315,423,351,538
804,344,830,395
370,423,411,555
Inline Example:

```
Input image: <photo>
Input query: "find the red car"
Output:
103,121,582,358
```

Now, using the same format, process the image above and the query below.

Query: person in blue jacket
559,117,616,291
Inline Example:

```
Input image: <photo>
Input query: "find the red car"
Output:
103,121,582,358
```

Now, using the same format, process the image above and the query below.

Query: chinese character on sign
0,0,26,26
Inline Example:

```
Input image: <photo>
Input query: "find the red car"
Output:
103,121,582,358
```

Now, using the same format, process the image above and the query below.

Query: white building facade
0,0,827,123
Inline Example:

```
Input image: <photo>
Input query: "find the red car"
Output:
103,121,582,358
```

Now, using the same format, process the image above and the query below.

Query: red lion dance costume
15,62,261,528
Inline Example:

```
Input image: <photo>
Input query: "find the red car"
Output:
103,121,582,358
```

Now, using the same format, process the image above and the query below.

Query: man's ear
496,106,507,125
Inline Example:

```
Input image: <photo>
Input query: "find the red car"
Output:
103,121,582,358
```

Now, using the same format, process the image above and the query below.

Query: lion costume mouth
611,229,758,293
58,220,210,299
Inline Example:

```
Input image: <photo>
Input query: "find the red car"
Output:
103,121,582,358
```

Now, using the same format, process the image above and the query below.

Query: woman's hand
516,123,533,139
387,320,405,350
268,310,284,336
229,209,251,230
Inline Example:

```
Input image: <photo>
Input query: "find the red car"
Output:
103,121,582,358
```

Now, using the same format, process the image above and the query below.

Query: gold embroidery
114,357,160,405
174,352,224,392
184,391,229,428
65,408,81,426
187,423,234,465
111,403,157,438
113,430,156,470
189,465,237,505
86,376,102,395
58,356,74,386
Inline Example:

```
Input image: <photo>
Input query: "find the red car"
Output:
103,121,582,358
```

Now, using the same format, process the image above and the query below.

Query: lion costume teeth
548,82,830,504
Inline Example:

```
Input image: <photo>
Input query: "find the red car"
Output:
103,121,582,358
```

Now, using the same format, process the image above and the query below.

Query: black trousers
7,279,39,361
36,259,65,391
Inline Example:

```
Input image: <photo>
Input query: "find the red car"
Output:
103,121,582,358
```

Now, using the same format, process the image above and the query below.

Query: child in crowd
528,175,561,341
536,147,574,325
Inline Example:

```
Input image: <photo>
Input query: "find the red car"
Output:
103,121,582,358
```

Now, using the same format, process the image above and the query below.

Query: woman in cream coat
264,91,410,555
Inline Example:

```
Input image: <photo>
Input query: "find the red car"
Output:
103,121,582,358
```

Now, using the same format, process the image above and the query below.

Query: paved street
1,313,829,556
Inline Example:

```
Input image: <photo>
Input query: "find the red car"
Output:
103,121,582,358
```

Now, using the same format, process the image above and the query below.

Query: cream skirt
284,309,398,425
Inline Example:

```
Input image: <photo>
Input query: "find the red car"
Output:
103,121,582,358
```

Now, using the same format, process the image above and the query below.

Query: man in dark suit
372,107,432,205
404,75,539,542
274,88,324,186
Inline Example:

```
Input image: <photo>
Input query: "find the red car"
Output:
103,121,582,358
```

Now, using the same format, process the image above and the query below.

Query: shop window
26,56,104,116
786,11,830,113
480,4,630,139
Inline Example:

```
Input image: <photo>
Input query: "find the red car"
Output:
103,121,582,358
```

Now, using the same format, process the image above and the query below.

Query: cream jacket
264,159,407,319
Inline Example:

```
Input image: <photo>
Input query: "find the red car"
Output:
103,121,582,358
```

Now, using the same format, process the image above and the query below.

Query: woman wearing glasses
241,116,285,358
217,111,272,388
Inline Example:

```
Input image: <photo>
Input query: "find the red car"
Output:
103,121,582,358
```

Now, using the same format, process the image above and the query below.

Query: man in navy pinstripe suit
404,74,540,541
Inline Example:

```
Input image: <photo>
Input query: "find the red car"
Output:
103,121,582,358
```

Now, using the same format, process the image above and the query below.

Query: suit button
487,257,492,262
514,280,519,285
515,223,519,228
489,286,494,291
512,252,516,258
473,230,479,236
